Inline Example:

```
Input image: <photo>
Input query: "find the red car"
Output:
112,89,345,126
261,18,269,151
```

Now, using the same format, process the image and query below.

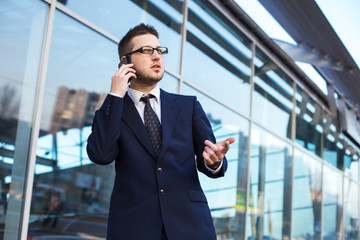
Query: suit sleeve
86,94,123,165
191,97,228,178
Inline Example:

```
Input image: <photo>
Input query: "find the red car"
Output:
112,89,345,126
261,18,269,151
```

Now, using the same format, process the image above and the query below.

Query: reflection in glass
184,0,252,116
343,142,359,181
323,165,343,239
248,125,292,240
0,0,47,238
323,111,343,169
159,73,179,94
344,178,359,240
295,87,322,157
28,10,119,238
253,48,294,139
292,149,322,240
59,0,183,73
182,83,249,240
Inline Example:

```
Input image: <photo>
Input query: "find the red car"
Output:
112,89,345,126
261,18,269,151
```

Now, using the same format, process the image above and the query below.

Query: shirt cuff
205,159,223,175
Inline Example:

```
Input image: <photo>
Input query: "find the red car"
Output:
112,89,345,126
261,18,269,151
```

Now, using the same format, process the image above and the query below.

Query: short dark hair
118,23,159,59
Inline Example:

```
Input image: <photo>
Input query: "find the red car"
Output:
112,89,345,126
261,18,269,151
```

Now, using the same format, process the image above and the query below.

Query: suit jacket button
157,167,162,173
160,189,165,194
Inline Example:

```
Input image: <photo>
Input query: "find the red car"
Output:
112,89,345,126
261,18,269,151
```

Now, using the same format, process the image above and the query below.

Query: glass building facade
0,0,359,239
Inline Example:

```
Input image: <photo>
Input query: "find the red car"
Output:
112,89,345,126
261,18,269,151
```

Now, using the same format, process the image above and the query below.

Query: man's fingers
204,141,223,161
220,137,235,153
204,140,219,151
202,151,213,164
204,146,220,163
204,137,235,159
222,141,230,152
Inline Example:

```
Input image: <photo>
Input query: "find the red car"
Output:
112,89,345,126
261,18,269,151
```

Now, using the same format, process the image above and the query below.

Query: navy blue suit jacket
87,89,227,240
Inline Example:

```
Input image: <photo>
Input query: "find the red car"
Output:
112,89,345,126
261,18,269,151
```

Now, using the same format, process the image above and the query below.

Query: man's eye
142,48,153,54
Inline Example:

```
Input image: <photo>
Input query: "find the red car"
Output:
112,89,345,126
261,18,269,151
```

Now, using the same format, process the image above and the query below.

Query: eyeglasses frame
125,46,168,56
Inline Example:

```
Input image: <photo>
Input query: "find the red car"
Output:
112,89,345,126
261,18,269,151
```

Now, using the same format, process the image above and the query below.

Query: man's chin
135,76,162,86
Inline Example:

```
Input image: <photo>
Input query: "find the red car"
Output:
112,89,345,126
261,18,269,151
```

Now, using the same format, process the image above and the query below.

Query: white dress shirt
127,85,161,124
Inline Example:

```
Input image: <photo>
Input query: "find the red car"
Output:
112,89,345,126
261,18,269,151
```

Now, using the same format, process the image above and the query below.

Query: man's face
128,34,165,86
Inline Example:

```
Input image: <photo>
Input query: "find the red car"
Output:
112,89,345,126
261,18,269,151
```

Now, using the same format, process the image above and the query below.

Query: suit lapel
122,93,156,158
158,90,178,159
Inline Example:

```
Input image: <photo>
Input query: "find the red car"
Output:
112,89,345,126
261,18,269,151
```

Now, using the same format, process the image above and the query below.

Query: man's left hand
202,137,235,167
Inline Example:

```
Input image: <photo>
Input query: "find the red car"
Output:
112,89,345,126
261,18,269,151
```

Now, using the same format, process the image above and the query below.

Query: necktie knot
140,94,155,104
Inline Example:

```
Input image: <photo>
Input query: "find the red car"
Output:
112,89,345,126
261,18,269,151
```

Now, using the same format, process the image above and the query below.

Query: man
87,23,235,240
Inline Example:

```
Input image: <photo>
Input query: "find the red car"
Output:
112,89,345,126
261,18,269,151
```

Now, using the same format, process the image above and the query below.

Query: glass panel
184,0,252,116
247,125,292,240
323,165,343,239
344,178,359,240
253,48,294,139
295,87,323,157
159,73,179,94
292,149,322,240
323,110,360,177
0,0,47,238
28,10,120,238
182,83,249,240
59,0,183,74
323,111,343,169
343,141,359,181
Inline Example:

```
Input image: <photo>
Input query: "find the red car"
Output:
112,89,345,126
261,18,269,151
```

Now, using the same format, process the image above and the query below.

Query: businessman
87,23,235,240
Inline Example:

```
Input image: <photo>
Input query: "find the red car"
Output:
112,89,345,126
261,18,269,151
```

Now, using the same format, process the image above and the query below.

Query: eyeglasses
125,46,168,56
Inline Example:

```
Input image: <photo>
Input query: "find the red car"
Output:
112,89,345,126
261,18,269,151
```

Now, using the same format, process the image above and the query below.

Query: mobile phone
118,56,133,82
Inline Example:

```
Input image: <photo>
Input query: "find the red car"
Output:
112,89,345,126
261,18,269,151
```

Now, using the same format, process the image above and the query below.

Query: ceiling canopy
259,0,360,109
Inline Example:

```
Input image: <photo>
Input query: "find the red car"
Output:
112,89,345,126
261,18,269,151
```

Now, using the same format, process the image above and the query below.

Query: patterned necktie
140,94,162,156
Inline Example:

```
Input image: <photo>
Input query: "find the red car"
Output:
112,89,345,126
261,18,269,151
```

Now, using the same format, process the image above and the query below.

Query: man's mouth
151,64,161,70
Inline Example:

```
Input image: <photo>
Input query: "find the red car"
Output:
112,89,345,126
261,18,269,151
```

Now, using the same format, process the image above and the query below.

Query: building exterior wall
0,0,359,239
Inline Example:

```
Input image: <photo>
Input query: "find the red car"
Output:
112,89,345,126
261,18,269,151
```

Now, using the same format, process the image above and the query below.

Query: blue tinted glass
248,125,292,240
292,150,322,240
29,10,118,238
323,165,343,239
253,48,294,139
59,0,182,74
184,0,252,116
295,87,322,157
159,73,179,94
0,0,47,238
344,178,359,240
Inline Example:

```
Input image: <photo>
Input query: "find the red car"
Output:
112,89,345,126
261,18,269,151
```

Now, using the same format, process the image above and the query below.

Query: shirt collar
127,84,160,105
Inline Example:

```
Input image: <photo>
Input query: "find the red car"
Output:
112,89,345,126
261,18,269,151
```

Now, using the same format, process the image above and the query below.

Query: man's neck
129,81,158,94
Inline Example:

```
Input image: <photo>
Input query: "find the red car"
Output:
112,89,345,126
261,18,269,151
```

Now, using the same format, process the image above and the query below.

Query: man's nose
151,49,161,59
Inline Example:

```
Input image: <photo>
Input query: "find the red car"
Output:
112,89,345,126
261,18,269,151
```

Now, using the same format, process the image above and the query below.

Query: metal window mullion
20,1,56,239
320,157,324,240
286,82,296,240
292,83,297,143
178,0,188,94
243,41,256,240
289,142,295,240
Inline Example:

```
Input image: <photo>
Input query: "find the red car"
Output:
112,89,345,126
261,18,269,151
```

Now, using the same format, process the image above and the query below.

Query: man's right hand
110,63,136,97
